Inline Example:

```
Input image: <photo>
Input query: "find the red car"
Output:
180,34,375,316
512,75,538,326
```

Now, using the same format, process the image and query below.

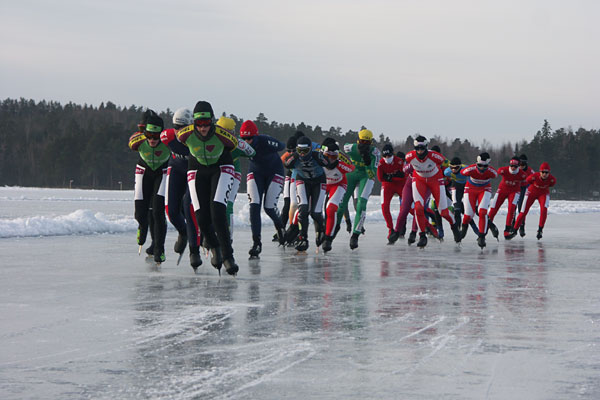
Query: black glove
393,170,405,178
383,173,393,182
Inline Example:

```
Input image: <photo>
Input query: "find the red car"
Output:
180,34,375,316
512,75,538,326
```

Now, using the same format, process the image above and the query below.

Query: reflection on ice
1,212,599,399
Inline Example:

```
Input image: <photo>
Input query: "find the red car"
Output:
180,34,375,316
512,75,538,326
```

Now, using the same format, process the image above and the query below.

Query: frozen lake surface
1,187,600,399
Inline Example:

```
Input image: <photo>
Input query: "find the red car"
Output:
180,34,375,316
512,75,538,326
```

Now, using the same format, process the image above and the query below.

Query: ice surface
1,187,600,399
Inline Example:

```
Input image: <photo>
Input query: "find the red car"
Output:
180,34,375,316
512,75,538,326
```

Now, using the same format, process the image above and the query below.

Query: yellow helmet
358,129,373,142
216,116,236,134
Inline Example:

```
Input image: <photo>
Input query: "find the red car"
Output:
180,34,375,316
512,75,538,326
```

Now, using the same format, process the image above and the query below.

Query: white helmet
172,108,193,127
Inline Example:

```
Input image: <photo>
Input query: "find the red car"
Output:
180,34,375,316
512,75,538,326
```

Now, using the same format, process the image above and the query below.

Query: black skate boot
388,230,400,244
477,234,486,249
503,225,512,239
407,230,417,245
137,227,148,246
145,242,155,256
519,223,526,237
189,247,202,272
349,233,359,250
536,227,543,240
321,235,333,253
276,227,286,246
174,233,187,254
223,258,239,276
315,231,325,247
249,236,262,259
488,222,499,240
505,227,518,240
210,247,223,272
295,236,309,252
397,224,406,238
451,222,462,243
154,247,165,264
284,224,300,246
272,232,279,242
417,232,428,248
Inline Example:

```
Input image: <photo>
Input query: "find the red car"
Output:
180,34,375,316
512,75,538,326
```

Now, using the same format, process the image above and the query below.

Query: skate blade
176,253,184,265
138,245,143,256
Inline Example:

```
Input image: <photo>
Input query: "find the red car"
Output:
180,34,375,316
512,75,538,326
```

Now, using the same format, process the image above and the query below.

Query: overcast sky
1,0,599,146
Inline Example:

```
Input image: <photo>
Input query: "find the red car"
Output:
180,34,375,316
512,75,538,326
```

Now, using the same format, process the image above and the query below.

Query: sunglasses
477,164,489,169
195,119,212,127
450,166,461,170
297,147,310,154
145,133,160,140
358,139,371,145
415,145,427,151
540,170,550,174
509,164,519,168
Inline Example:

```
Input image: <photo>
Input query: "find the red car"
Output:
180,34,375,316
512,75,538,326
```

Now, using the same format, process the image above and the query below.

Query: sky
1,0,599,146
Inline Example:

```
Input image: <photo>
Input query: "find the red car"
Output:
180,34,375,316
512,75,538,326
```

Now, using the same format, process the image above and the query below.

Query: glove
393,170,405,178
383,173,393,182
367,169,374,179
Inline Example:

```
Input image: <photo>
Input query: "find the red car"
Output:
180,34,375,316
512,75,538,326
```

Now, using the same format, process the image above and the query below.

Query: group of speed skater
128,100,557,276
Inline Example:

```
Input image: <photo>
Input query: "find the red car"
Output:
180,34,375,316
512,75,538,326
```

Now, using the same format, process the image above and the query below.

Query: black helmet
296,136,312,155
382,144,394,157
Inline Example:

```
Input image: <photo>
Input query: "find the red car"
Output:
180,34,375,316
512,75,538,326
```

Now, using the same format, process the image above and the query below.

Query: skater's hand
367,169,374,179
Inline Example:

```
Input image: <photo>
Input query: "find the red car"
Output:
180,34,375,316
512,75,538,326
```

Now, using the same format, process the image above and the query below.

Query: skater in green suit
334,129,380,249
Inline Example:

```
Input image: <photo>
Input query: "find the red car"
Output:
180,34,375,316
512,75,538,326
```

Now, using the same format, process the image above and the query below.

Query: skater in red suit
487,156,529,239
377,144,406,242
460,152,498,248
507,162,557,240
404,136,460,248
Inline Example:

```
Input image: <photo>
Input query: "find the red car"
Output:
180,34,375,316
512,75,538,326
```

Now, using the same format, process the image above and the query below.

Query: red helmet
240,120,258,138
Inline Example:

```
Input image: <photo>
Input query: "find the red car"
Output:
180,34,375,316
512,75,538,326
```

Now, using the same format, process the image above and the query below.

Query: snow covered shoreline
1,186,599,239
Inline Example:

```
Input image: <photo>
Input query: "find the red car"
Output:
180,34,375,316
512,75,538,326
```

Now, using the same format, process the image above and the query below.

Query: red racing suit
404,150,454,233
323,160,355,236
488,166,528,227
377,156,406,232
461,164,498,234
513,172,557,230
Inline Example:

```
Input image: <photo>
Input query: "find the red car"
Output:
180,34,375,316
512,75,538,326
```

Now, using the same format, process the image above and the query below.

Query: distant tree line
1,98,598,199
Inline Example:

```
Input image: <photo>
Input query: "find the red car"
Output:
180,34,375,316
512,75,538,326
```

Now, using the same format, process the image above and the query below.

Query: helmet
240,120,258,138
519,154,528,167
172,108,193,129
193,101,214,121
322,137,337,148
358,129,373,142
138,109,158,130
509,156,520,167
450,157,462,167
286,136,298,151
396,151,405,160
477,152,491,166
413,135,428,149
216,116,236,134
539,162,550,172
145,114,164,136
323,142,339,162
431,145,441,153
296,136,312,156
382,144,394,157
